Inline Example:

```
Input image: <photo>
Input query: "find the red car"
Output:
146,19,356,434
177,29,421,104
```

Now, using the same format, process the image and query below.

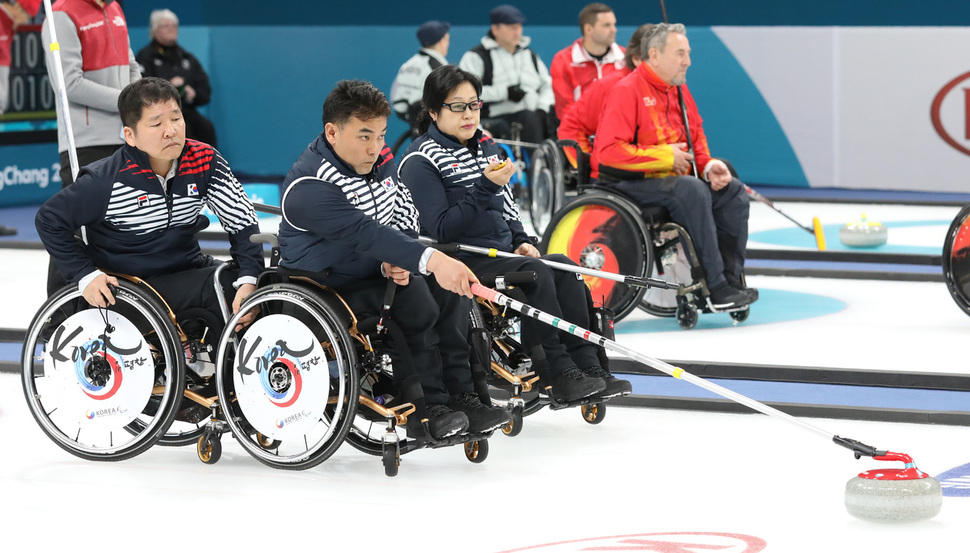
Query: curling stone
844,452,942,523
839,213,888,248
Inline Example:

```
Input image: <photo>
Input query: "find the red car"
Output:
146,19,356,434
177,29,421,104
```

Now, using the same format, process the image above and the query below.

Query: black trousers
340,275,473,405
496,109,548,145
608,176,750,289
464,253,600,377
141,258,237,335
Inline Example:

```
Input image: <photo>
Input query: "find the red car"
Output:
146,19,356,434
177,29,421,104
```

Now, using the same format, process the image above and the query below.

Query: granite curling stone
844,453,942,523
839,213,888,247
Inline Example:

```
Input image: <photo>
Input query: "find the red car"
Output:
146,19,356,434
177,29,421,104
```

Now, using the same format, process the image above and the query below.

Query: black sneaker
551,367,606,402
708,283,752,309
582,366,632,398
726,277,759,303
447,392,511,433
425,403,469,439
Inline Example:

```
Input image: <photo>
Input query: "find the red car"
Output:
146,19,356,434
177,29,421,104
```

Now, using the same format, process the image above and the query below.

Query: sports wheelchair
539,163,752,329
207,233,503,476
21,264,233,462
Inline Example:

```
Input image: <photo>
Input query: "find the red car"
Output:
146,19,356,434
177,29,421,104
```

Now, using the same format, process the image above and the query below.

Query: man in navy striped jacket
36,77,263,333
277,80,510,440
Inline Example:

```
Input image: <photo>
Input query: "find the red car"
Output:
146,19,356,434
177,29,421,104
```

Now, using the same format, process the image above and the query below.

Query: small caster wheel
256,433,281,450
383,444,400,477
730,306,750,324
464,439,489,463
581,402,606,425
197,435,222,464
502,407,523,437
676,303,698,330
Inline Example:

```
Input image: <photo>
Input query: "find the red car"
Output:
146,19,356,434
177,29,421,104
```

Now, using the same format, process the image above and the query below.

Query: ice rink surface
1,199,969,551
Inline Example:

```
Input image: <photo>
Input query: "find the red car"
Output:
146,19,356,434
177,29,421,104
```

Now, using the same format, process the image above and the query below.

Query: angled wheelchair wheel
151,307,224,447
943,204,970,317
638,239,690,318
216,283,359,470
541,191,652,321
21,282,185,462
528,139,566,237
345,361,406,457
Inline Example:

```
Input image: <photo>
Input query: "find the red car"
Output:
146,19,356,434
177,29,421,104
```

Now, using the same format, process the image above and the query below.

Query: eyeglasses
441,100,484,112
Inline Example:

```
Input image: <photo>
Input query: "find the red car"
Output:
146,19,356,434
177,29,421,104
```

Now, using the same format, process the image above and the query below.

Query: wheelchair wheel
345,363,406,457
152,308,224,447
21,282,185,461
943,204,970,317
528,139,566,236
541,191,652,321
639,239,690,318
216,283,359,470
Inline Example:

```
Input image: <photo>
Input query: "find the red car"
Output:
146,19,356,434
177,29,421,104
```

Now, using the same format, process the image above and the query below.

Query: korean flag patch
187,183,199,196
380,177,395,190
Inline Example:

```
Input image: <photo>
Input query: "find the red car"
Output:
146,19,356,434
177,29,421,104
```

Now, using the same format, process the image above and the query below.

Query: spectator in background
556,23,652,177
459,4,554,144
549,3,624,121
42,0,140,293
0,0,38,237
137,9,217,147
42,0,140,188
390,20,450,131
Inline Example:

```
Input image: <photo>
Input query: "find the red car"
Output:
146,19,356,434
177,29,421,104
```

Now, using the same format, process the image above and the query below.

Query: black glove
507,85,527,103
538,109,559,139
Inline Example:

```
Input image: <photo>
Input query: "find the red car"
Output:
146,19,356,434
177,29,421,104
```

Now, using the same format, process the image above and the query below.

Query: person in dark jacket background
136,9,217,147
35,77,262,334
277,79,510,439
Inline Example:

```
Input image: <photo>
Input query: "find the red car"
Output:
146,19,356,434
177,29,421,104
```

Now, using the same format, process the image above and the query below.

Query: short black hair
416,65,483,135
322,79,392,128
118,77,182,128
578,3,612,35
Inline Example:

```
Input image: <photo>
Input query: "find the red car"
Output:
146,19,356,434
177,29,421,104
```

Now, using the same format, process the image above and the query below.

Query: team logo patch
487,155,500,164
643,96,657,107
187,184,199,196
137,195,150,208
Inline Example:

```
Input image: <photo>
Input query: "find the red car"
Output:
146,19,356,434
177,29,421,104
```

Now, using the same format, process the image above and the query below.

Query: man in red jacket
549,3,624,121
593,23,756,309
557,23,653,176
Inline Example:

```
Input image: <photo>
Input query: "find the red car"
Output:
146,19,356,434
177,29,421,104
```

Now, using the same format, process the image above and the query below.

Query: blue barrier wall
123,0,970,27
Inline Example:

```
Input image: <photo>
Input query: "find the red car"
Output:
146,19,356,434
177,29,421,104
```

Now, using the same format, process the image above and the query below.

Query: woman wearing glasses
398,64,630,404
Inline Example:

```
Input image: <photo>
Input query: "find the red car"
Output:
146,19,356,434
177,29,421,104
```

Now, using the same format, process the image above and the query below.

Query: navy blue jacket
277,134,427,288
397,124,532,257
35,140,262,283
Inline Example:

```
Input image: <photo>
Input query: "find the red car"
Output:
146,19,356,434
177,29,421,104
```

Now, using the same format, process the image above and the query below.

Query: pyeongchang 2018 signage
931,70,970,158
0,142,60,206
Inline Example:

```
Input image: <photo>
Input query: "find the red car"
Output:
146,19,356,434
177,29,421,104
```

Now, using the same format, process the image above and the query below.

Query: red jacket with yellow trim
593,62,712,181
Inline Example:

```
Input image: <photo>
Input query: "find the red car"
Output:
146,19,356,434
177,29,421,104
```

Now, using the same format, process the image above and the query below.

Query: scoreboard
4,23,55,120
